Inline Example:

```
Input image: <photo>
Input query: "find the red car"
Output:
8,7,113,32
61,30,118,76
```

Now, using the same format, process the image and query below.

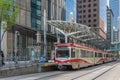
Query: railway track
71,61,119,80
36,61,118,80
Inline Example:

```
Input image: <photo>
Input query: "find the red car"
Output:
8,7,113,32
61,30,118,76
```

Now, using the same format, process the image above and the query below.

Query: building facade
118,16,120,42
113,27,119,42
76,0,107,39
41,0,66,59
3,0,66,61
3,0,39,58
107,6,114,43
109,0,120,28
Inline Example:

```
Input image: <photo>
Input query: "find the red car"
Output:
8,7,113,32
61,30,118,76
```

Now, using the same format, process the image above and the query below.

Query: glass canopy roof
47,20,110,49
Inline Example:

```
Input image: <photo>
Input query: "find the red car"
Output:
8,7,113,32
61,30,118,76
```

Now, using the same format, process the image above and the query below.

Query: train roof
56,43,107,54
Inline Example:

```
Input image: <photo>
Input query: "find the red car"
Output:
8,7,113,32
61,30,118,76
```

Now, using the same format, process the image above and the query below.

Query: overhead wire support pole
44,10,47,61
65,34,68,43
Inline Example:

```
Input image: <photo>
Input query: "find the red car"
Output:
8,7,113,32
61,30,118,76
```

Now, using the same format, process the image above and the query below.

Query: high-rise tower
109,0,120,28
77,0,107,39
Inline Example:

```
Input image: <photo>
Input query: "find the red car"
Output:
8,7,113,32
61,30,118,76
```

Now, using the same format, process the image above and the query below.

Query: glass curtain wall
31,0,41,31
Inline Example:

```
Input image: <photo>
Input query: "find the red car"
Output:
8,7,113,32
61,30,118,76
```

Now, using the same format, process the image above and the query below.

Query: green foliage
0,0,19,30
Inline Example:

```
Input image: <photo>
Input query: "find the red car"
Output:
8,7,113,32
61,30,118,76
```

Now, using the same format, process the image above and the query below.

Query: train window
71,52,75,58
95,52,97,57
87,51,92,58
86,51,88,57
98,53,102,57
71,48,75,58
104,54,106,57
106,54,108,57
81,50,86,57
56,50,69,58
75,49,79,58
89,51,93,57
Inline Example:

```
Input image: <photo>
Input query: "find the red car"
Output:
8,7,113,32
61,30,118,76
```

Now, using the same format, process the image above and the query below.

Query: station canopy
47,20,110,49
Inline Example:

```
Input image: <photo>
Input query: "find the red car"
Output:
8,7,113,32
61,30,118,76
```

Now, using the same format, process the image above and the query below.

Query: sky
66,0,76,22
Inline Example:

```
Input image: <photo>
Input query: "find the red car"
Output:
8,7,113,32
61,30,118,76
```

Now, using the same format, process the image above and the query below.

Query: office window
89,25,91,27
83,0,86,2
88,0,91,2
83,5,86,8
93,9,97,12
37,0,41,6
83,15,86,17
79,16,82,18
88,4,91,7
79,10,82,13
31,0,41,31
93,14,97,17
93,19,96,22
79,6,82,8
88,9,91,12
79,21,82,23
88,20,91,22
37,10,41,16
88,14,91,18
93,3,97,6
93,24,96,27
83,20,86,23
83,10,86,13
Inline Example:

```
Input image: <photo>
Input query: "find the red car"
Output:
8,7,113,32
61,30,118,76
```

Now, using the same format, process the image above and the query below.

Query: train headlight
67,62,70,64
55,62,58,63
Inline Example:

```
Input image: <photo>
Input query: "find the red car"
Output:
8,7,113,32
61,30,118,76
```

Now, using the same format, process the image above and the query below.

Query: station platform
0,61,58,78
41,62,57,67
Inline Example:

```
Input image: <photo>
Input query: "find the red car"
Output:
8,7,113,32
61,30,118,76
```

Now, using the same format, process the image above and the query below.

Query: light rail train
54,43,117,70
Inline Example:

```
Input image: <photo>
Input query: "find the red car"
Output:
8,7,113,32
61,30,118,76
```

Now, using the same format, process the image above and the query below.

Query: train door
75,48,80,59
71,47,75,59
90,51,94,65
93,51,95,64
104,53,107,62
94,52,98,64
71,47,80,69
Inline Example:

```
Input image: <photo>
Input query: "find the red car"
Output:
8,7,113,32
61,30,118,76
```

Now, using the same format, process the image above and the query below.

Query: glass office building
107,6,114,43
3,0,66,60
109,0,120,27
4,0,42,58
31,0,41,31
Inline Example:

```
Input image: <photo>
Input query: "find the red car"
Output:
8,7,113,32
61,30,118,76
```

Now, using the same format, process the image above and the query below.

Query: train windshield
56,47,69,58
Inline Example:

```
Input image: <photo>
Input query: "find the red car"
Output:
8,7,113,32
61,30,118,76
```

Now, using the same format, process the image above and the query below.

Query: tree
0,0,19,50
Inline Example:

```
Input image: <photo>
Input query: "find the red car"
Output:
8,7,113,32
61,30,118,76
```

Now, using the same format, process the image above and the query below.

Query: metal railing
0,55,40,70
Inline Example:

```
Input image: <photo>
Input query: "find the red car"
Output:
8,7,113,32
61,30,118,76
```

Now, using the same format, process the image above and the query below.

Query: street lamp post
36,31,41,61
44,10,47,61
14,31,20,63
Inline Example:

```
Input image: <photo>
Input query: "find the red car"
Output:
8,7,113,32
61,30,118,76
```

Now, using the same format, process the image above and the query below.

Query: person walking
0,51,5,66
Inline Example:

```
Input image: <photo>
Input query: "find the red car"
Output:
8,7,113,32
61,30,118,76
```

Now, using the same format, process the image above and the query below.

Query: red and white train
54,43,117,70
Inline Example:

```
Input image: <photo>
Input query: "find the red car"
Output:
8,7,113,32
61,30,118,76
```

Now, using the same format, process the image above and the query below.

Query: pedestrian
0,51,5,66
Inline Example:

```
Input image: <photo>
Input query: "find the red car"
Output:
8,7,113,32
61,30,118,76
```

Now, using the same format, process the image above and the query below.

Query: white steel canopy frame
47,20,110,48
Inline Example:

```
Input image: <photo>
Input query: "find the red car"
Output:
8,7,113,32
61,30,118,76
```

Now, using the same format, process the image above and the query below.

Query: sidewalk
0,61,57,78
0,71,61,80
0,61,32,70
